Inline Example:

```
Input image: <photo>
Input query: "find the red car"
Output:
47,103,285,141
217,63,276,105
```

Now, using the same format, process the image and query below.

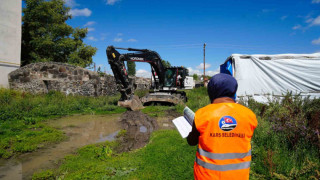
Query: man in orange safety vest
187,73,258,180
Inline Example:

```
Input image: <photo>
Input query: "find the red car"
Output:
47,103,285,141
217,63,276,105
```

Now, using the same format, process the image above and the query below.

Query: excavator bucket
118,95,144,111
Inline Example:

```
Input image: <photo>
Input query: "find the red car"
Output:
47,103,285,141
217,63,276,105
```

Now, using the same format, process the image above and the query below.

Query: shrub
246,94,320,179
258,94,320,148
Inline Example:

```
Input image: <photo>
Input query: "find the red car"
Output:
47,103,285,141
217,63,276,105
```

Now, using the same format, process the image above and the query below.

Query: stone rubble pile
8,62,150,96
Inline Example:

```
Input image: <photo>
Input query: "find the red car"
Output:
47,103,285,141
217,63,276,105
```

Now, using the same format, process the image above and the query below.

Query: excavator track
141,91,187,105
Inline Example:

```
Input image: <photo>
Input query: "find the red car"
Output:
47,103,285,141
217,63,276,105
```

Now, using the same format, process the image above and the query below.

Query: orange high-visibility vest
194,103,257,180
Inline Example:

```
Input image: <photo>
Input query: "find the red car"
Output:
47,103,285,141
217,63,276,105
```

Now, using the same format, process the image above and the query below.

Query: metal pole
203,43,206,83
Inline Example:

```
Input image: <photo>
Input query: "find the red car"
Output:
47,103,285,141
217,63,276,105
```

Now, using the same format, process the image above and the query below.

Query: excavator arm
106,46,167,110
106,46,132,101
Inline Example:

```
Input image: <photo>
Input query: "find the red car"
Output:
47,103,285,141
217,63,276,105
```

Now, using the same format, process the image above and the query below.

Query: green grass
183,87,210,112
142,87,210,117
2,87,319,179
0,88,126,158
48,87,319,179
37,127,319,179
38,130,196,180
32,170,55,180
134,89,149,98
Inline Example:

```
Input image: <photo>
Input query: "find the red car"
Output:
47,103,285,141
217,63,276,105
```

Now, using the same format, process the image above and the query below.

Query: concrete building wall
0,0,22,88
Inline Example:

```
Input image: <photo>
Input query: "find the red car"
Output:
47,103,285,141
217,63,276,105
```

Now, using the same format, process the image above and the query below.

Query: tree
127,61,136,76
193,74,198,81
21,0,97,67
161,60,171,68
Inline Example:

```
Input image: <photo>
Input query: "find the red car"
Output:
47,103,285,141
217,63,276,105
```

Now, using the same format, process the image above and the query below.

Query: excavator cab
164,68,176,87
164,67,189,89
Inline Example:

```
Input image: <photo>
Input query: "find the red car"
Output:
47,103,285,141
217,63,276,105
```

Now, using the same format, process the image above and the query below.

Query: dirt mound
117,111,158,152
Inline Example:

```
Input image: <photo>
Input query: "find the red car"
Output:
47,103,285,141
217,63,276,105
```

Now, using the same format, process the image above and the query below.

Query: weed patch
245,94,320,179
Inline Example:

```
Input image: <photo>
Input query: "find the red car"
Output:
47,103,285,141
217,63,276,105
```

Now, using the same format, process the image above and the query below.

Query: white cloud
187,67,201,75
128,39,137,42
136,69,152,78
306,18,313,23
69,8,92,17
117,33,123,36
312,0,320,3
87,28,95,32
87,36,98,41
292,24,302,30
206,70,220,76
64,0,79,7
312,37,320,45
280,16,288,20
84,21,96,26
106,0,121,5
113,37,123,42
196,63,211,69
187,67,219,77
310,15,320,26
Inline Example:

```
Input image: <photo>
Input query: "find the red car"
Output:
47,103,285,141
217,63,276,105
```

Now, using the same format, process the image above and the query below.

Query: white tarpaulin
224,53,320,100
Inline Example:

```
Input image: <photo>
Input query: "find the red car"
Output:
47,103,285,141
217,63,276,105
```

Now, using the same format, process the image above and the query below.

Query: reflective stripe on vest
197,148,252,160
196,157,251,171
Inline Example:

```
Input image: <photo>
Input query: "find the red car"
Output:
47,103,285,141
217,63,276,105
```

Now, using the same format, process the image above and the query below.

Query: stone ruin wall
8,62,151,96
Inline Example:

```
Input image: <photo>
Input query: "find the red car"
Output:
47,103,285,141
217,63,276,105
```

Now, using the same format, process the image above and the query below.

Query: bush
252,94,320,148
246,94,320,179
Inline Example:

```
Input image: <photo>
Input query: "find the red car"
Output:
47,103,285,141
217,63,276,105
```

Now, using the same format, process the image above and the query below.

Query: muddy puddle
0,114,121,180
0,111,175,180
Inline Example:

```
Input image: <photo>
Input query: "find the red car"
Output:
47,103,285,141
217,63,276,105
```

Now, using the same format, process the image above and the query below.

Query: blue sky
63,0,320,77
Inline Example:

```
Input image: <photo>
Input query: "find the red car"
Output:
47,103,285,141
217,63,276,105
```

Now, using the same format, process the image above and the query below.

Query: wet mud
116,111,159,152
0,110,178,180
0,114,121,180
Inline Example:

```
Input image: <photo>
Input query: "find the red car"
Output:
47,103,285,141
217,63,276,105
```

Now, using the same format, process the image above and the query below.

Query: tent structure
220,53,320,102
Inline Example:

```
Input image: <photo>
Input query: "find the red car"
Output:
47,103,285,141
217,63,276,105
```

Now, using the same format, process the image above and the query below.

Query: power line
148,42,308,52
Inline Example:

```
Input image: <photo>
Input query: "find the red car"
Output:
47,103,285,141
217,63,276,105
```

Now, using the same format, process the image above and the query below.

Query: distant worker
177,74,183,87
187,73,258,180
